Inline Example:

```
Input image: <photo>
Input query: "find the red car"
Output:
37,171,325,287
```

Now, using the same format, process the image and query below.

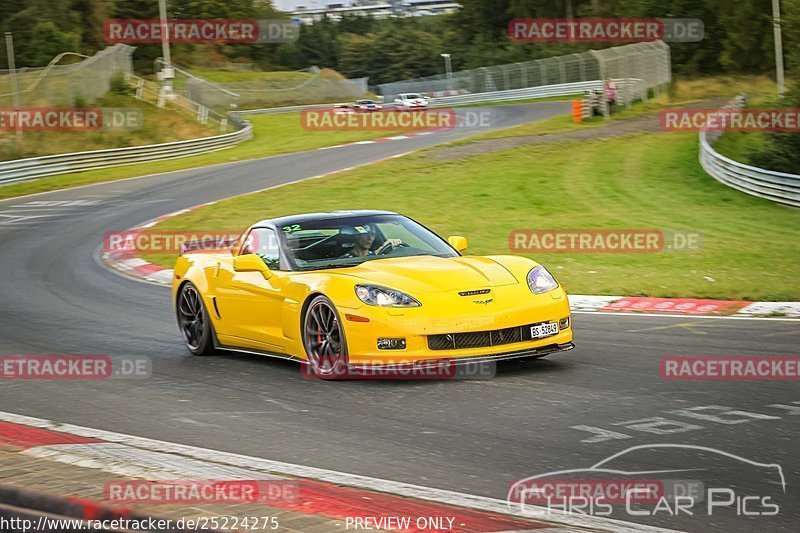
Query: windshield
279,214,458,271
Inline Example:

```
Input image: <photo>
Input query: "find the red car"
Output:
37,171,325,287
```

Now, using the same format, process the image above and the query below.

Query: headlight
355,285,420,307
527,265,559,294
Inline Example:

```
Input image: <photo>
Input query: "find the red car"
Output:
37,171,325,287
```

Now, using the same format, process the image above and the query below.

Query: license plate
530,322,559,339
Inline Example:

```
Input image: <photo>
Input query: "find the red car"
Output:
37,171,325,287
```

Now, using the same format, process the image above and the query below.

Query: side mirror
448,235,468,252
233,254,272,279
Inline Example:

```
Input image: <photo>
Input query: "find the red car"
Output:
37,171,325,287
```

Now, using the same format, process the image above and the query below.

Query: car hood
339,255,519,294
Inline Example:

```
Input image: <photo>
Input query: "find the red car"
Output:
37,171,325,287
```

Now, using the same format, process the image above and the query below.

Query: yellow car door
214,228,287,352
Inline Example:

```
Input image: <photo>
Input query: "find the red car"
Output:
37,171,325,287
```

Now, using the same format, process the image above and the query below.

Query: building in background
288,1,461,24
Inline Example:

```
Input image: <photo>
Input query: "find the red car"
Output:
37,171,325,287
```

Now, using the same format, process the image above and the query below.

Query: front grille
428,322,544,351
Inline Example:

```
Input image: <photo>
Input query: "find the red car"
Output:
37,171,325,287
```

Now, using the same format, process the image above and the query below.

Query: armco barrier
424,79,641,107
698,95,800,208
700,137,800,207
0,118,252,186
236,102,332,116
241,78,642,115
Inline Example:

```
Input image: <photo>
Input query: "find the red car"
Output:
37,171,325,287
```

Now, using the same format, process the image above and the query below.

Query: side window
239,230,255,255
242,228,281,270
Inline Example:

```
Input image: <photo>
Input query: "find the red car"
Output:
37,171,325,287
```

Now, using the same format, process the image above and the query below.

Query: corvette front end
337,281,573,366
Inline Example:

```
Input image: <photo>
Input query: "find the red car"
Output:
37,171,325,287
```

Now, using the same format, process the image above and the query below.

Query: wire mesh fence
167,64,369,113
0,45,135,108
224,73,369,110
378,41,671,103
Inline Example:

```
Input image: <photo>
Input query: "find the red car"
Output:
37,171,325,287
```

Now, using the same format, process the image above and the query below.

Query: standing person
604,78,617,115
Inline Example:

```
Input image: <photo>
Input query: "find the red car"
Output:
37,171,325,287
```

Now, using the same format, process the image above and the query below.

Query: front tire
176,282,216,356
303,295,348,379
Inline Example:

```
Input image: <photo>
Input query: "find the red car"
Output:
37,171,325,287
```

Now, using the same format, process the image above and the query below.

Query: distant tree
338,33,377,80
294,16,340,68
782,0,800,72
15,21,81,66
71,0,111,55
750,79,800,174
2,0,81,67
715,0,774,73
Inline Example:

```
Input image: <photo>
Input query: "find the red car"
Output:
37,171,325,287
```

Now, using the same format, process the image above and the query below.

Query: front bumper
345,342,573,377
340,289,573,365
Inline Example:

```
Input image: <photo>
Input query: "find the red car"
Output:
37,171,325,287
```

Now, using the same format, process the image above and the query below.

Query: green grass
713,132,769,164
0,94,217,161
452,94,673,145
149,131,800,301
0,112,407,200
186,68,346,84
669,75,778,103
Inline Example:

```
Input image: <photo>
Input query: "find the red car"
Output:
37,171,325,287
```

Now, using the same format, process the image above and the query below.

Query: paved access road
0,101,797,532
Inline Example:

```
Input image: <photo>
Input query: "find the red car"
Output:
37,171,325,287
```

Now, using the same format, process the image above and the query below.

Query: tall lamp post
4,32,22,138
441,53,452,94
772,0,785,95
158,0,175,100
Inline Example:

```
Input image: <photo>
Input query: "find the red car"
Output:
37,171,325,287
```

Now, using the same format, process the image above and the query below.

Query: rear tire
302,295,348,380
176,282,216,356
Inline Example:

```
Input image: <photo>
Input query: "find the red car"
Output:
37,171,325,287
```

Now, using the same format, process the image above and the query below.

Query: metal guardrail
0,118,252,186
425,79,638,107
240,79,643,114
698,95,800,208
237,102,332,116
700,134,800,208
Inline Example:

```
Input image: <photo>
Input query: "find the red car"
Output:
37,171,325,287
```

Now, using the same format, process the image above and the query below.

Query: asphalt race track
0,101,798,532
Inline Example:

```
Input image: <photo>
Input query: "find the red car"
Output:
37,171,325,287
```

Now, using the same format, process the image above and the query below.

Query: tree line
1,0,798,82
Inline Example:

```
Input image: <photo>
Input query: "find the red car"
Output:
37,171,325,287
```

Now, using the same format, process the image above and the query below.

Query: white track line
0,411,680,533
572,311,799,321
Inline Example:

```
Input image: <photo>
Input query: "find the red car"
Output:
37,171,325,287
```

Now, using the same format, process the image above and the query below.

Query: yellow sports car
172,211,573,379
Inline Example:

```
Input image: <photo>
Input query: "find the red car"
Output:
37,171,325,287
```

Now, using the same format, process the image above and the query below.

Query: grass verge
148,131,800,301
0,94,217,161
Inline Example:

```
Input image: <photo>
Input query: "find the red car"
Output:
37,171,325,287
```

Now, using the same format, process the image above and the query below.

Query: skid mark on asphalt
625,322,709,335
0,199,106,226
0,212,60,226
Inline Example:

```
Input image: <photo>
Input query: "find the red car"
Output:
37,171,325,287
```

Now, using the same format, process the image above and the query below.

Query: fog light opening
559,317,570,330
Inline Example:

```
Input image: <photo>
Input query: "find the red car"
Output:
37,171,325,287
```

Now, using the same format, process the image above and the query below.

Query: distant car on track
172,211,573,379
332,103,356,114
394,93,430,110
354,99,383,112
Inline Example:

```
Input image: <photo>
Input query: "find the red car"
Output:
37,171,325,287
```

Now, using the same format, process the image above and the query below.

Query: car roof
254,210,399,228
